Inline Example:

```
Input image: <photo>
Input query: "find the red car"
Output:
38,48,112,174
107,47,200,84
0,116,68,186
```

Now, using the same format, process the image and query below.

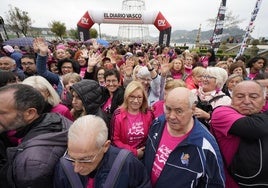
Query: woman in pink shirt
111,81,153,159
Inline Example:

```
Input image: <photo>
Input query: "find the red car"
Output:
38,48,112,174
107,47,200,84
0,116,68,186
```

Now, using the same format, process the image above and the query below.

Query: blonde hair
165,79,186,90
121,81,148,113
22,76,60,106
192,66,206,77
62,72,82,86
170,58,185,73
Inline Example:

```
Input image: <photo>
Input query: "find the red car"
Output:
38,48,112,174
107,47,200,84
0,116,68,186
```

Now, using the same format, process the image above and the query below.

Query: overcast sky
1,0,267,39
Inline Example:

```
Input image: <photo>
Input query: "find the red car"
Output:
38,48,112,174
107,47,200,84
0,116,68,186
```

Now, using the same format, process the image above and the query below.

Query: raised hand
87,52,103,67
33,37,48,56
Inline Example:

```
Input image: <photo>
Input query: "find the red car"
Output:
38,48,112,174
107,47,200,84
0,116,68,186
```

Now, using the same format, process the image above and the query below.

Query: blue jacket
54,146,151,188
36,55,63,95
143,115,225,188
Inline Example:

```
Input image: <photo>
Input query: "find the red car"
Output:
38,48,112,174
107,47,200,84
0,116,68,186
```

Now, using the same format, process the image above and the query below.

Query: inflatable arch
77,9,172,46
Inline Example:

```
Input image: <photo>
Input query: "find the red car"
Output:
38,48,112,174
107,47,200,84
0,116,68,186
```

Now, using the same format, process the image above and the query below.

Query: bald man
211,80,268,187
54,115,150,188
143,87,225,188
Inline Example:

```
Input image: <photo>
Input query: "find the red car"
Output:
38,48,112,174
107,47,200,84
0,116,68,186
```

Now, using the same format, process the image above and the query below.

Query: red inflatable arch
77,9,172,46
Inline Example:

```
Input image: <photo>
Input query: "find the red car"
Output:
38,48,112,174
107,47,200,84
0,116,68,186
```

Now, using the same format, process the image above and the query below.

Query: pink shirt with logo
151,123,190,186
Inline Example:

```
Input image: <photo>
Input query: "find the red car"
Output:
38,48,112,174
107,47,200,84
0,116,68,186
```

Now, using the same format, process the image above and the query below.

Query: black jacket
229,111,268,186
71,79,108,125
1,113,72,188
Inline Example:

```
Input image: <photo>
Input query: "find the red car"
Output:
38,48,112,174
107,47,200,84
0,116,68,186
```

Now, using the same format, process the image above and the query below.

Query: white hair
206,67,228,90
68,115,108,148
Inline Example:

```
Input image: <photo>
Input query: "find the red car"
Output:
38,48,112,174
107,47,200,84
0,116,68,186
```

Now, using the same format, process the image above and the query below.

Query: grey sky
0,0,267,38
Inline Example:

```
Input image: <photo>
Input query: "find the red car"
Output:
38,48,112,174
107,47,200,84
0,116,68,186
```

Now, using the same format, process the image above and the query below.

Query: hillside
170,27,246,44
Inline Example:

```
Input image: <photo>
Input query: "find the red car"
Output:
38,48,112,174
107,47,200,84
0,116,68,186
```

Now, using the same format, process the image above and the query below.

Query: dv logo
81,17,89,25
158,19,166,26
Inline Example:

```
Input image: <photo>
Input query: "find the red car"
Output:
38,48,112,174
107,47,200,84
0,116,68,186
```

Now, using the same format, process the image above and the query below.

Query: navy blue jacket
143,115,225,187
54,146,151,188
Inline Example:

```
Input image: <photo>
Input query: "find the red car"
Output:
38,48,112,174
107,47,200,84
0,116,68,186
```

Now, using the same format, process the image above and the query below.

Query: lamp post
98,23,102,39
0,16,9,40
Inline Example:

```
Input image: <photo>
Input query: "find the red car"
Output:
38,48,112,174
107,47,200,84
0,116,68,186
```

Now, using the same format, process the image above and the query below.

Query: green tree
68,28,79,39
89,28,98,38
5,5,33,37
50,21,66,40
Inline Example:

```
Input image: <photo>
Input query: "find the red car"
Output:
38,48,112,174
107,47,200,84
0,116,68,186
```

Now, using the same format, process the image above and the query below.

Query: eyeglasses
21,62,35,66
129,95,143,101
61,66,73,69
202,75,216,80
138,77,152,82
63,147,103,163
105,79,118,84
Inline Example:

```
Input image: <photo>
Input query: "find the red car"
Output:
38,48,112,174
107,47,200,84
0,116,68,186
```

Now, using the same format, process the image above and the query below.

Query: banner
235,0,262,59
77,9,172,46
211,0,227,54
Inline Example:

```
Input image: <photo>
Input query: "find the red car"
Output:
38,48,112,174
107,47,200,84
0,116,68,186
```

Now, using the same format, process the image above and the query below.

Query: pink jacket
51,104,74,121
110,107,154,156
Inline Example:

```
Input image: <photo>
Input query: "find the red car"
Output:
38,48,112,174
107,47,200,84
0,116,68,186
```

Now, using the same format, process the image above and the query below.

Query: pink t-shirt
151,123,190,186
152,100,164,118
210,106,245,188
127,112,145,148
102,96,112,113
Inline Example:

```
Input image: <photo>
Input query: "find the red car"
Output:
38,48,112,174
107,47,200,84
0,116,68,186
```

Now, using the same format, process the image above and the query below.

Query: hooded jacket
71,79,108,125
5,113,72,188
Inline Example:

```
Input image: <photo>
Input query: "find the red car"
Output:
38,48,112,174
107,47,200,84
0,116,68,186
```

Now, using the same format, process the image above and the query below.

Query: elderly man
211,80,268,187
0,84,72,188
54,115,151,188
143,87,225,187
0,56,24,80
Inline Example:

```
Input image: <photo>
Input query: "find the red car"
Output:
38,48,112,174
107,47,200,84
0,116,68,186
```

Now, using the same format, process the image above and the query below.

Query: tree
207,10,244,29
5,5,33,37
89,28,98,38
50,21,66,40
68,28,79,39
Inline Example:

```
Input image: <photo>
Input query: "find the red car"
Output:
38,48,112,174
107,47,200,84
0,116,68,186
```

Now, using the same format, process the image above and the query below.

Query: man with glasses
20,53,38,79
143,87,225,187
54,115,151,188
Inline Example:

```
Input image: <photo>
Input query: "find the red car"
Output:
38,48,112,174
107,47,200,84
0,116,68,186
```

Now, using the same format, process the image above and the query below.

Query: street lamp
0,16,9,40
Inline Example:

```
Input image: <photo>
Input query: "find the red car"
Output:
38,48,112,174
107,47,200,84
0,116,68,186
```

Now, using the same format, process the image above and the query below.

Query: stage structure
118,0,149,42
77,8,171,46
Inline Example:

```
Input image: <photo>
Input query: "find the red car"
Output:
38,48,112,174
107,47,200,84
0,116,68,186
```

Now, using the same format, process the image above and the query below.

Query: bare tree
207,10,244,29
5,5,33,37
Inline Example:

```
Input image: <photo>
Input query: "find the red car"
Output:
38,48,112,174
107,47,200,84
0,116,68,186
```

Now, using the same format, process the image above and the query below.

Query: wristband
148,67,154,72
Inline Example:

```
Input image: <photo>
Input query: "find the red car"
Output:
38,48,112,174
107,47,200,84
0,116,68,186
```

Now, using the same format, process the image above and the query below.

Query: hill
170,27,246,44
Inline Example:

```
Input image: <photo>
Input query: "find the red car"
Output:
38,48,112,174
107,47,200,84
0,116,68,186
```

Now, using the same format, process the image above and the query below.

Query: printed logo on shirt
180,152,190,166
128,122,144,144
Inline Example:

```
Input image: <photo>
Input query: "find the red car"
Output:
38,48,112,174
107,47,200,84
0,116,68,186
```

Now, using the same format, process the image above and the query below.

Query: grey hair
206,66,228,90
68,115,108,148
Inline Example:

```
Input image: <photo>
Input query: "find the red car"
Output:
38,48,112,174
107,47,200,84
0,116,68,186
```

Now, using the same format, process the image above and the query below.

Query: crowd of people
0,37,268,187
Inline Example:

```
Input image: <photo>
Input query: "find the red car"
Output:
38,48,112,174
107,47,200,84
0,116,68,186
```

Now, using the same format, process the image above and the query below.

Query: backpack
195,94,225,128
60,149,131,188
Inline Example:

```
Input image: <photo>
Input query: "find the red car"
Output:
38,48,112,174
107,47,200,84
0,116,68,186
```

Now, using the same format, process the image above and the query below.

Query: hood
71,79,104,115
